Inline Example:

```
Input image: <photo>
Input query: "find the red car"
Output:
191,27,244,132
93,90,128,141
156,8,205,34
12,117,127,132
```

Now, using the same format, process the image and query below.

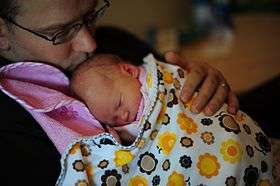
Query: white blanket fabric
57,54,274,186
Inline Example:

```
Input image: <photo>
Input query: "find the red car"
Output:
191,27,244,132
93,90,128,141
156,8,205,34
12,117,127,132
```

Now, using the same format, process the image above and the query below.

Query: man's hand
164,51,239,116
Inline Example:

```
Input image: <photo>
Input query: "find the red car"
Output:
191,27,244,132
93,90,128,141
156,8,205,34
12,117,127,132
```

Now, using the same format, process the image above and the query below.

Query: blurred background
99,0,280,138
100,0,280,93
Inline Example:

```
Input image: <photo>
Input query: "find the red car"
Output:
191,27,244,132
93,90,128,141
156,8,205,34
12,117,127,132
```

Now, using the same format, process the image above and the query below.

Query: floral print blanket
56,54,274,186
270,138,280,185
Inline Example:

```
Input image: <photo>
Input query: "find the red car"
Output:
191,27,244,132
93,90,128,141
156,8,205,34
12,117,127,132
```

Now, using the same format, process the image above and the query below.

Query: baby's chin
115,119,134,127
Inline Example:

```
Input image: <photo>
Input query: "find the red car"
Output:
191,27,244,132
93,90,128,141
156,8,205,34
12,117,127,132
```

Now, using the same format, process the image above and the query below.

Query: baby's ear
119,63,139,79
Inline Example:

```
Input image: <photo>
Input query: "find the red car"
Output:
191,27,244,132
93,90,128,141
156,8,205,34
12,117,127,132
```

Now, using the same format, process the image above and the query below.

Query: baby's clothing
57,54,274,185
0,62,119,154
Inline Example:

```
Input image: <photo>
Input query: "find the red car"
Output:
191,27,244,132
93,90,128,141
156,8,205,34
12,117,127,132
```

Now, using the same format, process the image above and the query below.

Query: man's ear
0,18,11,50
119,63,140,79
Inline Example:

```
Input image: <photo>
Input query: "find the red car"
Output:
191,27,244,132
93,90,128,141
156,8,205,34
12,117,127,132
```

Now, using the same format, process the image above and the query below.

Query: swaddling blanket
57,54,274,186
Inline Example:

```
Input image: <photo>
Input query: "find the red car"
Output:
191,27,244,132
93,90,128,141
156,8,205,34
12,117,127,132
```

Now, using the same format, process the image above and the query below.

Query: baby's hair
70,54,123,97
77,54,124,80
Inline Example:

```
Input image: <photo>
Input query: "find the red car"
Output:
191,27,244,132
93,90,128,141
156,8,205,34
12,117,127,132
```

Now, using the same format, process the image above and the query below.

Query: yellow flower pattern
197,153,220,178
177,112,198,134
158,131,177,155
167,171,186,186
146,72,153,89
220,139,242,164
258,179,272,186
156,103,167,124
128,176,148,186
114,150,134,167
163,70,174,84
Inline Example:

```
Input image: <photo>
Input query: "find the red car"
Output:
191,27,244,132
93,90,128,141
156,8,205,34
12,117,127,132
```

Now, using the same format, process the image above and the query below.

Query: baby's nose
121,111,129,122
116,110,129,124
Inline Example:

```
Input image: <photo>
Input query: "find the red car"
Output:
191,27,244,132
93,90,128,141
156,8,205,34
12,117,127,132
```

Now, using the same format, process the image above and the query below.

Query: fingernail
228,107,237,114
191,105,200,114
204,107,213,116
180,93,188,102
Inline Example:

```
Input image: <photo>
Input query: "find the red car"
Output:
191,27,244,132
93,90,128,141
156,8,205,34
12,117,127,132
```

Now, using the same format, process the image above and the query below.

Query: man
0,0,238,184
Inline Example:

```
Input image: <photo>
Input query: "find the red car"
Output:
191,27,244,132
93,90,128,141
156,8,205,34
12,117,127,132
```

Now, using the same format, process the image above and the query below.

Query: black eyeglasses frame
2,0,110,45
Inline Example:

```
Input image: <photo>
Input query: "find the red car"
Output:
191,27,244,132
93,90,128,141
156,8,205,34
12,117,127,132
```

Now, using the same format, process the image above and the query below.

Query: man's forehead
17,0,97,27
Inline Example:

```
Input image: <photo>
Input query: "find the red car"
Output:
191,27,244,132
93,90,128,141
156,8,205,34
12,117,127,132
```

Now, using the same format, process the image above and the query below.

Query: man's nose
71,26,97,53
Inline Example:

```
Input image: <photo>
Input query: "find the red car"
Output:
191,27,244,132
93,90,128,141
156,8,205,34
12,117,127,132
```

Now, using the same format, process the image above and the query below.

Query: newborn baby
59,53,274,186
71,54,145,142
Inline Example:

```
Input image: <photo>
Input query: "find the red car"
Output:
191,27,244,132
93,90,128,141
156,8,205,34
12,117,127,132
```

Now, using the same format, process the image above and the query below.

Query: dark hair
0,0,19,21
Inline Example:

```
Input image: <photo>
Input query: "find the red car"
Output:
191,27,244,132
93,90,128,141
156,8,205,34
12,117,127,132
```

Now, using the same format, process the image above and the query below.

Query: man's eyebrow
36,22,72,33
36,2,98,33
36,14,83,33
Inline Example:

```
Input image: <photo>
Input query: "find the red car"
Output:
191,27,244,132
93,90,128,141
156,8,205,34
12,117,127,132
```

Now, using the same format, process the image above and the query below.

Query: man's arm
0,91,61,185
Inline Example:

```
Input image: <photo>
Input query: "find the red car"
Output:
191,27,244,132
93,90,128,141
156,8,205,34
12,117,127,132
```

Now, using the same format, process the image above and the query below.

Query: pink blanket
0,62,119,154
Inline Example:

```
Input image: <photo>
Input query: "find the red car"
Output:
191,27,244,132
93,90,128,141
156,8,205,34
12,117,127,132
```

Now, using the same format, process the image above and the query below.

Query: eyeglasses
2,0,110,45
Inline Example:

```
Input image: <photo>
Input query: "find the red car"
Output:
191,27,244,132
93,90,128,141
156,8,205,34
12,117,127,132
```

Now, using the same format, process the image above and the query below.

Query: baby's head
71,54,142,127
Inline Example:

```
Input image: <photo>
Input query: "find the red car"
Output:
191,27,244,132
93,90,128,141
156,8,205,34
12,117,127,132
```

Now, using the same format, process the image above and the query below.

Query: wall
100,0,190,39
180,13,280,93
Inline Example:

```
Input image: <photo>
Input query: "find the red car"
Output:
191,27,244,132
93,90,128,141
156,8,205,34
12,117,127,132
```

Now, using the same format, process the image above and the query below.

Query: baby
58,53,274,186
71,54,145,143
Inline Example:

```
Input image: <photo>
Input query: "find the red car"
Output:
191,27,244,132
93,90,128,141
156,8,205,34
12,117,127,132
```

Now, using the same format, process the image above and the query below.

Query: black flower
101,169,122,186
150,130,159,140
138,152,158,175
72,160,85,172
100,138,116,146
201,118,213,126
152,175,160,186
179,155,192,169
98,160,109,169
246,145,254,158
218,114,241,134
243,165,259,186
255,132,271,153
167,89,178,108
177,68,185,78
75,180,89,186
143,121,152,131
225,176,237,186
162,159,171,171
261,161,268,173
162,114,170,125
157,70,163,81
243,124,251,135
180,137,194,148
122,164,129,174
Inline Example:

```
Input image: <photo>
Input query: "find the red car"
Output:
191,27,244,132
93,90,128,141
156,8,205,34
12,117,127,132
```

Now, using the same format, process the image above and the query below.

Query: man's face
5,0,98,71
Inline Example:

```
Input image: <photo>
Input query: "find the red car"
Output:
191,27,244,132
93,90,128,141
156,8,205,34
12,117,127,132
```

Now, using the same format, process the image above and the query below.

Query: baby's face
98,68,142,126
72,56,142,127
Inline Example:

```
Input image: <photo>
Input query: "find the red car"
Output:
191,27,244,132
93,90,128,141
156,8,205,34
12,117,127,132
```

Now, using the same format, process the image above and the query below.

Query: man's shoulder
0,90,41,130
0,92,61,185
